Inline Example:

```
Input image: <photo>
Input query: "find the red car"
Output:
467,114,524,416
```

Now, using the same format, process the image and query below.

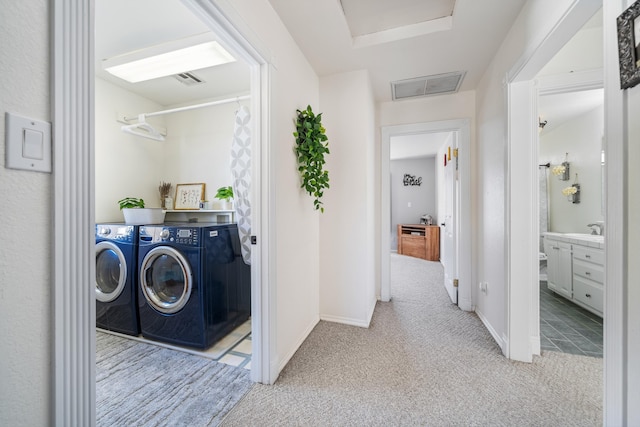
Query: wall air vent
173,72,205,86
391,71,466,101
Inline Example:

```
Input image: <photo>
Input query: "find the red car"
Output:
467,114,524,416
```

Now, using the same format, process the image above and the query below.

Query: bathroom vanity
543,232,604,317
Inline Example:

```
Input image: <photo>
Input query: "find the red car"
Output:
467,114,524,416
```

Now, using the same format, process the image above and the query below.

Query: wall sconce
551,152,570,181
562,174,580,204
538,118,548,130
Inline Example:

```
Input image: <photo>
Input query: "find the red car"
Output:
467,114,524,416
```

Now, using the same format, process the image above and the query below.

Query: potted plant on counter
215,186,234,210
118,197,166,224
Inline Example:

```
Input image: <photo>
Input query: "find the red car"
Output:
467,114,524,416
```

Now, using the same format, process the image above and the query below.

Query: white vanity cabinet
571,245,604,316
543,232,604,317
544,238,573,299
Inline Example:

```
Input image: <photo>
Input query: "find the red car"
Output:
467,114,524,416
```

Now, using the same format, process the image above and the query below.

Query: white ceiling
95,0,602,142
340,0,455,37
267,0,527,102
95,0,250,107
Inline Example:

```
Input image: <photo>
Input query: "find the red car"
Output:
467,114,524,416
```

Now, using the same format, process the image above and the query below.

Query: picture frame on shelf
617,0,640,89
174,183,206,210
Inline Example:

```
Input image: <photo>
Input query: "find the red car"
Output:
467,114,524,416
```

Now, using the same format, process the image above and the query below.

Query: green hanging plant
293,105,330,212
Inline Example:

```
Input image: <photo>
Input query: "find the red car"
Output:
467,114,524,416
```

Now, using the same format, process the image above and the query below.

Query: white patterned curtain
231,106,252,265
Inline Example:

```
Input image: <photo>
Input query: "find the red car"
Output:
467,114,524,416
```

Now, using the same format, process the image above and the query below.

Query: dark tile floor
539,282,603,358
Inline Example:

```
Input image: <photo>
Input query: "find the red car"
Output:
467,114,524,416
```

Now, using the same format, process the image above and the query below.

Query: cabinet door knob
585,293,591,298
585,254,591,258
585,271,591,275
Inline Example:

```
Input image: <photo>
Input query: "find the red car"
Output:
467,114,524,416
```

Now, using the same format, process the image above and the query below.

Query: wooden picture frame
617,0,640,89
174,183,206,210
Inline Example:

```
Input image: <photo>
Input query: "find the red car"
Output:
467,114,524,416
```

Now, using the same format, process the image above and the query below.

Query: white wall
95,78,250,222
624,1,640,420
627,60,640,426
539,104,604,233
0,2,51,426
227,0,322,373
95,78,166,221
319,70,377,327
390,157,436,249
474,0,591,350
163,99,248,204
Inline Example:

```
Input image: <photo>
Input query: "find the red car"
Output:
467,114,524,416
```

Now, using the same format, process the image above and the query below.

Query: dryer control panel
139,226,200,246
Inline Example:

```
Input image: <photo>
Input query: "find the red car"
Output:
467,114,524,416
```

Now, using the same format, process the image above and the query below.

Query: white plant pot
122,208,166,225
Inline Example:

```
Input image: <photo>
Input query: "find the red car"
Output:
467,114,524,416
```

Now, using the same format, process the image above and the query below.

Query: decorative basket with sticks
158,181,172,209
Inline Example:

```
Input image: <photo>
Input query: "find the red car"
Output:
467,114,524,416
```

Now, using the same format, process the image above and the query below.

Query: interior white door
442,138,458,304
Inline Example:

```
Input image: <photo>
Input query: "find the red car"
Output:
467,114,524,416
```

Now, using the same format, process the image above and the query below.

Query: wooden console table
397,224,440,261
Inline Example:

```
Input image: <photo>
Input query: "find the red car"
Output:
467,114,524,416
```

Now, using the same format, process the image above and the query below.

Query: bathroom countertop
543,232,604,249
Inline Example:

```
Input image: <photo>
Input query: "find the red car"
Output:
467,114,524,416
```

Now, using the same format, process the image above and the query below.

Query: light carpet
96,332,253,426
222,253,602,426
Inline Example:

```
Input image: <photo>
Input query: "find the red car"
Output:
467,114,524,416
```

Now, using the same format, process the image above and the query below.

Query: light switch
23,129,44,160
5,112,51,173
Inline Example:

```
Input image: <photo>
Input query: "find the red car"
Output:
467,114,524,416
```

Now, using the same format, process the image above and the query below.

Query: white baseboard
458,295,473,312
277,316,319,374
320,311,372,328
531,335,541,356
476,309,506,355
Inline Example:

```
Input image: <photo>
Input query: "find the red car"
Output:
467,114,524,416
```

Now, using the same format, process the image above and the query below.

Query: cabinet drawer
572,258,604,284
572,245,604,266
573,276,603,314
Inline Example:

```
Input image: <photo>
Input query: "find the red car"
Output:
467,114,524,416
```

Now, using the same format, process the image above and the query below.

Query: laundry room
94,0,254,365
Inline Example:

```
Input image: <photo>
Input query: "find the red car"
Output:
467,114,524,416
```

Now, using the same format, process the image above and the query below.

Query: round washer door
139,246,193,314
95,241,127,303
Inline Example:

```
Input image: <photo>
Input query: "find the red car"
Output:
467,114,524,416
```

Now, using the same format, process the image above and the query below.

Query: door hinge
251,235,257,245
453,278,459,288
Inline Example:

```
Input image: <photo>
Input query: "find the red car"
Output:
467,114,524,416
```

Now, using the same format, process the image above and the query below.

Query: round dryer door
139,246,193,314
95,241,127,303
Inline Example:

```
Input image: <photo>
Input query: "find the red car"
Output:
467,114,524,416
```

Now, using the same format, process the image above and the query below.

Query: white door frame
506,0,627,422
52,0,275,423
184,0,276,386
381,119,472,311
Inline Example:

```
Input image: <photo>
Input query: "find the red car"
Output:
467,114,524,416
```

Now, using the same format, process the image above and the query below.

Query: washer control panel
139,226,199,246
96,224,135,242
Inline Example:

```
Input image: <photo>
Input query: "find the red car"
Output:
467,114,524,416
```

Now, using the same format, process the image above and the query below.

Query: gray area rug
222,253,602,426
96,332,253,426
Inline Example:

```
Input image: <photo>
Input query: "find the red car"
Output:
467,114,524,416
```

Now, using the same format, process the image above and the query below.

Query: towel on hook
231,106,252,265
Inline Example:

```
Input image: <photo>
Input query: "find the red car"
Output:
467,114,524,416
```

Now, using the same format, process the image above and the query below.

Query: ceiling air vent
173,72,205,86
391,71,466,101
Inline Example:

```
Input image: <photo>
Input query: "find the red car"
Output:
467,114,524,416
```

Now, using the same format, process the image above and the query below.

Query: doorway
53,0,274,422
381,119,472,310
537,82,604,357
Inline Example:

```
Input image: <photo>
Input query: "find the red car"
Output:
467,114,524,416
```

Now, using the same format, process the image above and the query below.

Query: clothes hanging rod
123,94,250,121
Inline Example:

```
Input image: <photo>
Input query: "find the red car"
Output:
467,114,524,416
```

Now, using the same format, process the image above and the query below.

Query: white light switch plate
5,112,52,173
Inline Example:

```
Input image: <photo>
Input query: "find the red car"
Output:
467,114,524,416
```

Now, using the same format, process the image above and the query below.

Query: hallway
222,254,601,426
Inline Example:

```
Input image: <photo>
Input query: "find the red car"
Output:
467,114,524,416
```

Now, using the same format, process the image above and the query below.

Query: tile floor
218,334,252,370
539,282,603,357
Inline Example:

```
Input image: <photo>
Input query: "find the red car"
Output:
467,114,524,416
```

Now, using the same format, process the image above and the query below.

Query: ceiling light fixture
102,33,236,83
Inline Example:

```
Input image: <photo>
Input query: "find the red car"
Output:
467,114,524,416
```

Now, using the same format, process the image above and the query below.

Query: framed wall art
174,183,206,210
617,0,640,89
